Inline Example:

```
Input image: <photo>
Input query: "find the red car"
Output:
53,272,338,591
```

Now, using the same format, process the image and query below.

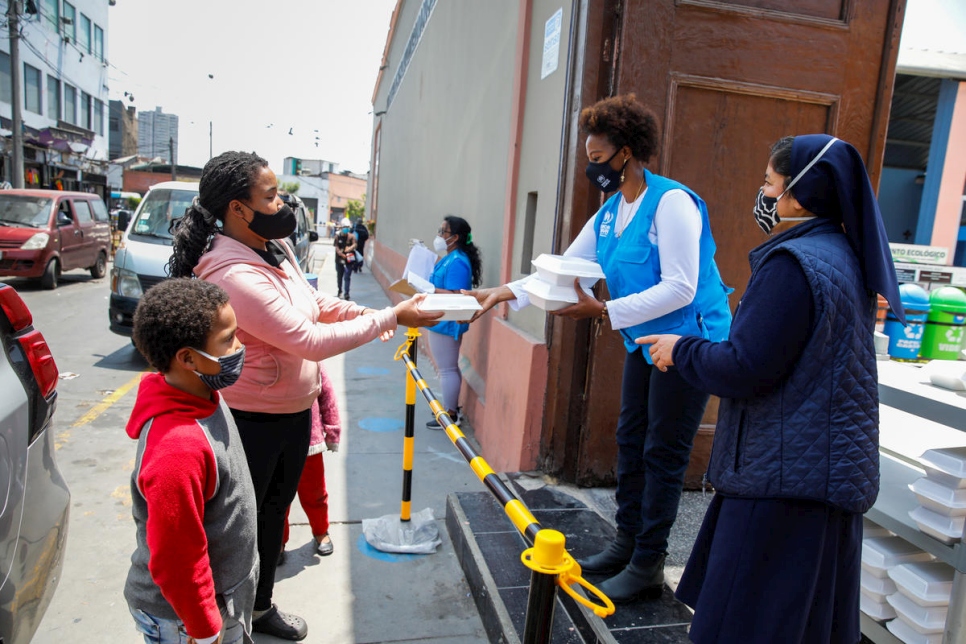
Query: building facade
367,0,913,484
108,98,137,160
0,0,111,195
137,106,178,163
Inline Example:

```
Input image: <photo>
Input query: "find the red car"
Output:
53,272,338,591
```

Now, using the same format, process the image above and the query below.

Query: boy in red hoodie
124,278,258,644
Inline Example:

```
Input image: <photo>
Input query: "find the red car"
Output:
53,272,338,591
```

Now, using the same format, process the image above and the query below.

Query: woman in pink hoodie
168,151,440,642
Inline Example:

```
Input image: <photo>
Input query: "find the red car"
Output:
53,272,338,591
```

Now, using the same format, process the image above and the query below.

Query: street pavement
26,241,489,643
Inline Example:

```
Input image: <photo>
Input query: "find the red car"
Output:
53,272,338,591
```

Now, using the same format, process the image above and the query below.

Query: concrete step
446,474,695,643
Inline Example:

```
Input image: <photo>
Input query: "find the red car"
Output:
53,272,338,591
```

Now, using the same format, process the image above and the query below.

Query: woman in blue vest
640,135,905,643
425,215,482,429
467,94,733,602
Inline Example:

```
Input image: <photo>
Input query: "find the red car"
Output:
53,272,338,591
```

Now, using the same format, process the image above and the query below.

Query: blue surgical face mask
193,345,246,390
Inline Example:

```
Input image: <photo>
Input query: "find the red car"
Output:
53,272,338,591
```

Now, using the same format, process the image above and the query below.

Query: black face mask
244,203,297,240
585,149,625,193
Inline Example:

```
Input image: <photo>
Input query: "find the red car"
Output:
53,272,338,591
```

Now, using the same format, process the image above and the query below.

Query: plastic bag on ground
362,507,442,554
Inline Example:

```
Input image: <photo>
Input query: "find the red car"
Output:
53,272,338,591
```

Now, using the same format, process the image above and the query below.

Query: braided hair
443,215,482,288
167,151,269,278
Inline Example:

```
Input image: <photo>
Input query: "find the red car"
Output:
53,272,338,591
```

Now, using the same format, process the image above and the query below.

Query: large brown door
541,0,906,486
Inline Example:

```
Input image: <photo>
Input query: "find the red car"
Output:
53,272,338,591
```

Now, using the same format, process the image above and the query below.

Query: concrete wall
368,0,576,472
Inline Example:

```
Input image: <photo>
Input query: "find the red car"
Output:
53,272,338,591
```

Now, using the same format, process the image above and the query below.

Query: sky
107,0,398,174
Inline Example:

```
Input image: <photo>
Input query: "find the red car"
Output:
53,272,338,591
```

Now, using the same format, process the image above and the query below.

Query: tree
346,193,366,222
279,181,300,195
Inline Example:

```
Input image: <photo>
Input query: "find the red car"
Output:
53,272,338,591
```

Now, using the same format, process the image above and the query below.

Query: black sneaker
252,604,307,641
426,410,462,430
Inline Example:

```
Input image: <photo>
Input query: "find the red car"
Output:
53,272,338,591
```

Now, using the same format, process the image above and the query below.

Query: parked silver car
0,283,70,643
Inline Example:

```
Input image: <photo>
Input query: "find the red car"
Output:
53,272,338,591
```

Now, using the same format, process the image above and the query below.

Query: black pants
231,407,312,610
614,348,710,565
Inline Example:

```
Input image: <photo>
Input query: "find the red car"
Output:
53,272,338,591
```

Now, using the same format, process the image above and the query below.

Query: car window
0,195,53,227
90,198,109,223
73,200,93,223
131,189,198,239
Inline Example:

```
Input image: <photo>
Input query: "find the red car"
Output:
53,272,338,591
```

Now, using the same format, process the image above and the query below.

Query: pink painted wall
930,81,966,262
370,239,547,473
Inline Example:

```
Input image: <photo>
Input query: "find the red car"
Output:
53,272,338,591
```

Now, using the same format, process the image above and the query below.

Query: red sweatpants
282,451,330,544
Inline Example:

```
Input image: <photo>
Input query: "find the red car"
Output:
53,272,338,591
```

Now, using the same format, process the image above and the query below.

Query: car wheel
89,251,107,279
40,259,59,290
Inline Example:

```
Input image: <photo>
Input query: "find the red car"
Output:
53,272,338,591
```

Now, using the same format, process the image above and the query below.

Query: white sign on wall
541,8,563,80
890,243,950,265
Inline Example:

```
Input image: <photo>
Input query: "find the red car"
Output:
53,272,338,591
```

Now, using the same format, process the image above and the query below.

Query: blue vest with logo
594,170,733,356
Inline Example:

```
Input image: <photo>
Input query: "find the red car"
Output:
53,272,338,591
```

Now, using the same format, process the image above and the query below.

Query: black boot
596,554,666,604
576,529,636,575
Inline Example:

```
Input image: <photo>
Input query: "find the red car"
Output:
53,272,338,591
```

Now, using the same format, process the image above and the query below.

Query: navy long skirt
676,494,863,644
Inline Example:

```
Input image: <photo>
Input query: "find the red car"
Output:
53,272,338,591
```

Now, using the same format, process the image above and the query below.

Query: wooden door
544,0,906,486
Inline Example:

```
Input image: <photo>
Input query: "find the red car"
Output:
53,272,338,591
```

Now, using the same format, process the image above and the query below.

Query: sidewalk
272,242,487,643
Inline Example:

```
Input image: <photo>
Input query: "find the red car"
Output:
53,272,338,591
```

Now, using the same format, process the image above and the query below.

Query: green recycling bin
919,286,966,360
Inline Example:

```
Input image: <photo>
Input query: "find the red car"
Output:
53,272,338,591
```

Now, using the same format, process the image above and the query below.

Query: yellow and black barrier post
393,333,614,643
399,327,420,522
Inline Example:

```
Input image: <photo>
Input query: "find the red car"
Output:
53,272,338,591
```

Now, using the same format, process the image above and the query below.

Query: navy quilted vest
708,218,880,513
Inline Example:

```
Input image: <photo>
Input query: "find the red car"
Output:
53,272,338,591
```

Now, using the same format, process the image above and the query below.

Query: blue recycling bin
884,283,930,360
304,273,318,290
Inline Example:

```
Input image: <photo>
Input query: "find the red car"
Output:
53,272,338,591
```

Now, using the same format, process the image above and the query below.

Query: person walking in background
424,215,482,429
639,134,904,643
465,94,732,603
124,278,257,644
353,218,369,273
281,366,341,561
334,217,357,299
167,151,441,641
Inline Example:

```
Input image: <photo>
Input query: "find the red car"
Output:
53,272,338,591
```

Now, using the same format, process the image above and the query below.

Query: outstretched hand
553,279,604,320
635,334,681,371
462,285,514,322
393,293,444,329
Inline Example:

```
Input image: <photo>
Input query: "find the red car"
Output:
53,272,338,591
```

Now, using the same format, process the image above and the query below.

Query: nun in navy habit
638,134,904,644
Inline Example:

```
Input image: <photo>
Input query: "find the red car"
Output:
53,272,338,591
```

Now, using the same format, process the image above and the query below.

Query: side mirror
117,211,130,231
57,212,73,227
309,231,319,242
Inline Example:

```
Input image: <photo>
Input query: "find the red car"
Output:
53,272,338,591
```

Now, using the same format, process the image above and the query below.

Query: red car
0,190,112,289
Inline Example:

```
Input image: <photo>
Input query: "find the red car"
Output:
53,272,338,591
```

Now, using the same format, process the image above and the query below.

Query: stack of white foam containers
861,532,932,624
885,561,955,644
907,447,966,546
522,254,605,311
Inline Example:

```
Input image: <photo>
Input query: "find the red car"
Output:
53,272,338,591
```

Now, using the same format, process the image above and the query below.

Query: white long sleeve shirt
508,188,702,331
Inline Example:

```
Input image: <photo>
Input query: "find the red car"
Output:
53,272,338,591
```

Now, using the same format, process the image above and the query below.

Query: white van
108,181,199,337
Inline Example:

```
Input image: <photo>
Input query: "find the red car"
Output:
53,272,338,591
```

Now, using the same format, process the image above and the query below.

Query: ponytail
443,215,482,288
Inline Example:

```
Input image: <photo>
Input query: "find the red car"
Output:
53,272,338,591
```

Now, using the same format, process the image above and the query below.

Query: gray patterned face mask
193,345,246,390
754,136,839,235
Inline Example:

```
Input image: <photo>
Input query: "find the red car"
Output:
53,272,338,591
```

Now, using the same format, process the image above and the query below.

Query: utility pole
7,0,25,188
208,120,212,160
169,137,176,181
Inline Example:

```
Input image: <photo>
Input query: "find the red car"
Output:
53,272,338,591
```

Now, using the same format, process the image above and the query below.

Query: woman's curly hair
133,278,230,372
167,151,268,278
578,94,660,162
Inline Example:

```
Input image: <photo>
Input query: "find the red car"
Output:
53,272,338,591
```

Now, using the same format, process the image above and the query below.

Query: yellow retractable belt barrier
393,332,615,621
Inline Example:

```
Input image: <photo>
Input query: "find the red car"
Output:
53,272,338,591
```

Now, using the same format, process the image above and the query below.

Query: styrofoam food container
862,537,933,578
886,592,948,634
924,466,966,490
863,517,892,539
531,254,605,288
888,562,954,607
859,591,896,621
887,616,943,644
861,569,897,602
919,447,966,482
908,506,965,545
416,294,482,321
909,477,966,516
522,278,594,312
